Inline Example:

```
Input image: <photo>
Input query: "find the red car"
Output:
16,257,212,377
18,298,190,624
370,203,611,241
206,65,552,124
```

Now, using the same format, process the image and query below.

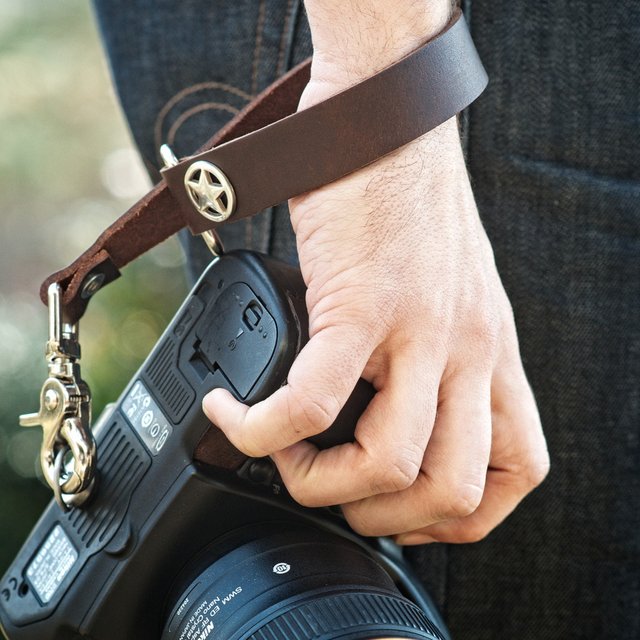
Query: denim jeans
93,1,640,637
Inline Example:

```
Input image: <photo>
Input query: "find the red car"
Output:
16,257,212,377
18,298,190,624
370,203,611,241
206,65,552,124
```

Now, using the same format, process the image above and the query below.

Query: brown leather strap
42,9,486,323
163,9,486,233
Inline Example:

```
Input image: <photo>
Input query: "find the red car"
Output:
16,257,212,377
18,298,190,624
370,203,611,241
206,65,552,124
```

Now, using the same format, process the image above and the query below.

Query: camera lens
162,525,445,640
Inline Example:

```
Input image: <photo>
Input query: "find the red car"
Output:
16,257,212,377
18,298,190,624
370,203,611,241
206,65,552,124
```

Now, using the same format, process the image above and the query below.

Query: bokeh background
0,1,188,572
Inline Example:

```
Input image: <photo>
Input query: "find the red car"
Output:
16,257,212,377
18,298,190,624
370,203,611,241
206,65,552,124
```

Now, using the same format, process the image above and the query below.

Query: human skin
203,0,550,545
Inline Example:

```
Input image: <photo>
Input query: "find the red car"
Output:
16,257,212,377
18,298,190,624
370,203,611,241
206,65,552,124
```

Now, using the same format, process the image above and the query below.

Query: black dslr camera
0,251,449,640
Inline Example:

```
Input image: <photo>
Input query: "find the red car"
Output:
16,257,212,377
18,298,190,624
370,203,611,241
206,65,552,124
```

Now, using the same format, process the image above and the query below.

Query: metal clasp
19,284,96,510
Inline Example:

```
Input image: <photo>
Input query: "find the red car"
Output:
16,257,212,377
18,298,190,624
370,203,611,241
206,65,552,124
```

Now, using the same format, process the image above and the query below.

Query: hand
202,2,549,544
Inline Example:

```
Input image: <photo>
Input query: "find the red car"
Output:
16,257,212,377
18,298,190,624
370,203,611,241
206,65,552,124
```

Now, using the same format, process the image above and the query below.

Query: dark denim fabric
92,1,640,637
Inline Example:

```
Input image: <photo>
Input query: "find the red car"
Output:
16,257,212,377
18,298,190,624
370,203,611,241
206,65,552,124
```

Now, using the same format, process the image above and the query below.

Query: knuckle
513,422,550,492
470,306,501,351
288,389,341,436
524,449,551,490
456,285,502,353
370,449,422,493
444,481,484,519
384,462,418,492
285,478,321,508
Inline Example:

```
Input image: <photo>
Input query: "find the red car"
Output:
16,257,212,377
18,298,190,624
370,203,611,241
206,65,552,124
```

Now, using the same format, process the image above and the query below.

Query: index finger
271,354,439,507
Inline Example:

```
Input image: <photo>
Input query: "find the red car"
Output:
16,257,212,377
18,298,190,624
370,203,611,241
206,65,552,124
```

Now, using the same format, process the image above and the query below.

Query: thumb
202,323,373,457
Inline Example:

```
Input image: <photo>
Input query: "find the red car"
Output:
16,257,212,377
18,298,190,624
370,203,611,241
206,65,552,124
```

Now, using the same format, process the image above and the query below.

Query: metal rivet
81,273,105,299
184,160,236,222
44,389,60,411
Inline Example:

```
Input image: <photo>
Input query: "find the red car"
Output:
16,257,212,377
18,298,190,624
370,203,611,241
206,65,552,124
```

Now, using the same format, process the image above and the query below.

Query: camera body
0,251,447,640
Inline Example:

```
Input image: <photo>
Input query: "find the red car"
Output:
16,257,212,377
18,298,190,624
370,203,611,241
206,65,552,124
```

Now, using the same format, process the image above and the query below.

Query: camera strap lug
19,283,96,510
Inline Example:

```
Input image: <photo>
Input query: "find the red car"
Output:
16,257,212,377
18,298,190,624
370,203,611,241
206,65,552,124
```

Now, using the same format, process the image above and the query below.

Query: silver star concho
183,160,236,222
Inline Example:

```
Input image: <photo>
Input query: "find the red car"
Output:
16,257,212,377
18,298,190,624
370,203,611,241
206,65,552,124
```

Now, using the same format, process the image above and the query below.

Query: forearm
303,0,454,86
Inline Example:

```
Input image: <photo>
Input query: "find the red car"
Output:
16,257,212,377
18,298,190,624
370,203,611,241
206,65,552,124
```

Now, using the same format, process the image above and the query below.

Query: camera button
244,458,276,485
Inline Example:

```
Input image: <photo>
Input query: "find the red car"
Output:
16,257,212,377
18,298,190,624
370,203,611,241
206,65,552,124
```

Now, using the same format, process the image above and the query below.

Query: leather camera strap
42,9,487,323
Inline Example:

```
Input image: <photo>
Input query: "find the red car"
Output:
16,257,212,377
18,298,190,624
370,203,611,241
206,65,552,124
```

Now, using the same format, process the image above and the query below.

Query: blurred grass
0,1,187,571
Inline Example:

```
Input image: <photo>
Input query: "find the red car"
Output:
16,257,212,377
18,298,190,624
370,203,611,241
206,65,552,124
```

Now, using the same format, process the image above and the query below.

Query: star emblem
183,161,236,222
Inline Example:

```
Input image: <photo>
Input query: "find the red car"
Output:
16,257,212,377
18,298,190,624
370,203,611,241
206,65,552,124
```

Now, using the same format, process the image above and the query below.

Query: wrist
304,0,453,93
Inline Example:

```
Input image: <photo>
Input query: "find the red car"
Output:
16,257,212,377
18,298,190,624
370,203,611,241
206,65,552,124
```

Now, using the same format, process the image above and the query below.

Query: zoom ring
246,591,446,640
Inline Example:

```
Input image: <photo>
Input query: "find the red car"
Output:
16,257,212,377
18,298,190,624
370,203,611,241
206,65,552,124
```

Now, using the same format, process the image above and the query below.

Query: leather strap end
40,182,185,323
40,250,121,324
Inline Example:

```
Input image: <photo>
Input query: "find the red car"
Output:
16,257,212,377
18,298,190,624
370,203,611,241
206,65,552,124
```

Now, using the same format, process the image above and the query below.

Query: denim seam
154,82,251,151
251,0,267,96
167,102,240,146
276,0,297,76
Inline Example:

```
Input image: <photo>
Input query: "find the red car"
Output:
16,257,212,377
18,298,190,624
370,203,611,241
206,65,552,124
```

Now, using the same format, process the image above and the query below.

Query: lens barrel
162,526,445,640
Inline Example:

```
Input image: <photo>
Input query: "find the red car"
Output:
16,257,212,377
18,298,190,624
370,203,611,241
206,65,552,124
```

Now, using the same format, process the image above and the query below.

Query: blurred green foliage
0,1,187,571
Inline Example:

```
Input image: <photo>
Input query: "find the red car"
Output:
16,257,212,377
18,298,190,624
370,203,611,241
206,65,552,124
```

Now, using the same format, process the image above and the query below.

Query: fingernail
201,396,213,420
